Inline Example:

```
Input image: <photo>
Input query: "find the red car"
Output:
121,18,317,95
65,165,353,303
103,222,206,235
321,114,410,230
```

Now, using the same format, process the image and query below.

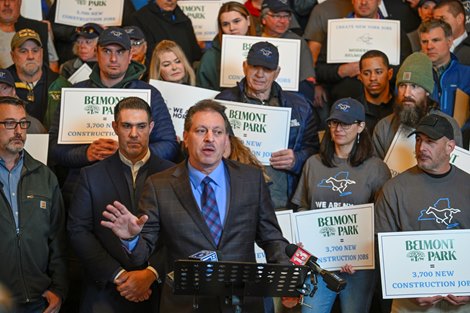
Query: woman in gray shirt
292,98,391,313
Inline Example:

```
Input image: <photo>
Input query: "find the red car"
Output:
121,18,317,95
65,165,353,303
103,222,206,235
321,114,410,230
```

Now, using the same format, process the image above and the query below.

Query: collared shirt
118,149,151,186
242,81,281,107
0,152,25,231
188,160,229,224
451,32,468,52
115,149,157,279
123,159,229,252
434,60,452,79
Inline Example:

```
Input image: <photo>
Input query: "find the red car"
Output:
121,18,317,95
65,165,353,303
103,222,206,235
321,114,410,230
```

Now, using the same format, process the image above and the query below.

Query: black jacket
0,152,67,303
68,152,173,312
8,64,58,124
454,33,470,66
131,3,202,65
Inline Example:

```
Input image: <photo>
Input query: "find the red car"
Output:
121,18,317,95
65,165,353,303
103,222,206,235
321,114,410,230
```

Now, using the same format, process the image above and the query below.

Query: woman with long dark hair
292,98,391,313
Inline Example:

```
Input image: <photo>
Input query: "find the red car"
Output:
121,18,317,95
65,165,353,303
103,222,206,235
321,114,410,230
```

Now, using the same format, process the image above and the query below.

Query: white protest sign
58,88,151,144
293,204,375,271
378,230,470,298
25,134,49,165
255,210,296,263
384,124,415,177
68,63,92,85
327,18,400,65
179,1,222,41
149,81,291,164
149,80,219,138
220,35,300,91
21,0,43,21
450,146,470,173
218,99,291,165
55,0,124,27
384,125,470,176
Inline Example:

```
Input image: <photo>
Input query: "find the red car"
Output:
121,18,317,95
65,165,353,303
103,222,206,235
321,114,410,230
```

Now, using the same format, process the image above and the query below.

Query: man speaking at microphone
102,99,290,312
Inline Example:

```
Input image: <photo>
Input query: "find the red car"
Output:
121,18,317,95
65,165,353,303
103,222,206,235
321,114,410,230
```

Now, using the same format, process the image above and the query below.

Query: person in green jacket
196,1,257,90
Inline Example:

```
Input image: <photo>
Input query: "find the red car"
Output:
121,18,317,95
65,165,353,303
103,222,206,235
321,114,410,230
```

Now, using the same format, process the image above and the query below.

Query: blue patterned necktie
201,176,223,245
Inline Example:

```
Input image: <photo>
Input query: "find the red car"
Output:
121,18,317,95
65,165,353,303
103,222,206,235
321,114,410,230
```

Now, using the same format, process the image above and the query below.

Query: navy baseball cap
246,41,279,70
0,69,15,87
123,26,145,41
98,27,131,50
327,98,365,124
408,114,454,140
418,0,440,7
262,0,293,13
73,23,103,40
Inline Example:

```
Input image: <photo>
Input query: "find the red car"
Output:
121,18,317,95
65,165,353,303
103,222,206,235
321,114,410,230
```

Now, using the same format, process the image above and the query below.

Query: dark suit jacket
130,159,290,313
67,152,174,313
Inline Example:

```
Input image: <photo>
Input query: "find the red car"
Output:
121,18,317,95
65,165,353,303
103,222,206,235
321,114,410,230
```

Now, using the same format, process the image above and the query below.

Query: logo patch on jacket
40,200,47,209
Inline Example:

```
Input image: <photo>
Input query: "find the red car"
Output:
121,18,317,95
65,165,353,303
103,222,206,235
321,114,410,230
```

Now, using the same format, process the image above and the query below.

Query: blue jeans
15,298,47,313
301,269,376,313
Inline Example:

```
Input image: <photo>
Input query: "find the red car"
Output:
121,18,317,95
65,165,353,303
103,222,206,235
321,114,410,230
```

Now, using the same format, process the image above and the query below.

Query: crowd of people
0,0,470,312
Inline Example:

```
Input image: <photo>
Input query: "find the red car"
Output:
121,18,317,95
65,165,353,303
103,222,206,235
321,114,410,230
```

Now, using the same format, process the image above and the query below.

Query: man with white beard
7,28,58,124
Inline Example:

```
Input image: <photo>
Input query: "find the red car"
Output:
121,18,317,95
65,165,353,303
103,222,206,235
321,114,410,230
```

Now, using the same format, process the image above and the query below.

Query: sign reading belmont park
293,204,375,271
149,80,292,165
378,230,470,298
58,88,151,144
179,1,221,41
55,0,125,27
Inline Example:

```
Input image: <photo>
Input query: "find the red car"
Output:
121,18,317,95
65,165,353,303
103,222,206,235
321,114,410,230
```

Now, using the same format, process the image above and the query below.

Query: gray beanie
396,52,434,94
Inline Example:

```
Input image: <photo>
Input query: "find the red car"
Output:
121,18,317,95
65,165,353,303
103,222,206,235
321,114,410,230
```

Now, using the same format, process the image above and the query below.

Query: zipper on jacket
17,178,32,302
17,231,31,302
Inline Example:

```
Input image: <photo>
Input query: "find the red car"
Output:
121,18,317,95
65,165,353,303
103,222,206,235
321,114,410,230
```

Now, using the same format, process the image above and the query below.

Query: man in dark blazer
68,97,174,313
102,99,290,312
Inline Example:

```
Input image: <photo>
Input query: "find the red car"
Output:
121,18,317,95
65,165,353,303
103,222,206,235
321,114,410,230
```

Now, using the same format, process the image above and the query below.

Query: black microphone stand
172,260,310,313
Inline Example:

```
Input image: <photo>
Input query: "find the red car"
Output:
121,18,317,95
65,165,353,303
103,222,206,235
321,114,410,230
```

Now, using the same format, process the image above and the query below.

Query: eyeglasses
266,13,291,20
327,120,358,130
131,40,145,47
0,120,31,129
76,26,98,35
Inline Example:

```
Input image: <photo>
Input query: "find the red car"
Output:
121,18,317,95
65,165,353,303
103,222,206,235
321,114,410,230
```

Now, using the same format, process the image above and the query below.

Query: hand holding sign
270,148,295,170
86,138,118,161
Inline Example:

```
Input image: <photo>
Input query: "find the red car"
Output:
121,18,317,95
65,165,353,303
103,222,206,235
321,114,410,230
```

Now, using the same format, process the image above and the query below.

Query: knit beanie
396,52,434,94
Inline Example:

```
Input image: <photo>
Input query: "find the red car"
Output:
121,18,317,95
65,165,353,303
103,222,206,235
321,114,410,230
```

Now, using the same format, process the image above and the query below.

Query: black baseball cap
408,114,454,140
73,23,103,40
123,26,145,41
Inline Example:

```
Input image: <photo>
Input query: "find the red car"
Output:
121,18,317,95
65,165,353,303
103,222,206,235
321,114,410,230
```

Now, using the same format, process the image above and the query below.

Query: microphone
285,244,347,293
189,250,218,262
